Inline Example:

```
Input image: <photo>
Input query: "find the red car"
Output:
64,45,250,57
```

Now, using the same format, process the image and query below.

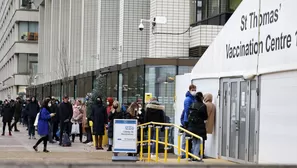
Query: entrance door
219,78,258,163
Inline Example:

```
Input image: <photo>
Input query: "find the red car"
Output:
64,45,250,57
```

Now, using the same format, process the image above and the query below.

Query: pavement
0,121,114,164
0,120,233,165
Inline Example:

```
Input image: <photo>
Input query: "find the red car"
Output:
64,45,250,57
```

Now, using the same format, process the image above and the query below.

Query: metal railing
137,122,204,163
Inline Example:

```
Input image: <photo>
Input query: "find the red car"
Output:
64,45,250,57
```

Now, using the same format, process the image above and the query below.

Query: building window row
0,0,14,34
191,0,242,25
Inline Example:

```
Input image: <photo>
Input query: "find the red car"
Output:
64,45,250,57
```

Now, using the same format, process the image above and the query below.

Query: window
18,54,38,74
18,21,38,41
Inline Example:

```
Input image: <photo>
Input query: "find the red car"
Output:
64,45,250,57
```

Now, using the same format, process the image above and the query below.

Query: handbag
34,113,40,127
71,122,80,134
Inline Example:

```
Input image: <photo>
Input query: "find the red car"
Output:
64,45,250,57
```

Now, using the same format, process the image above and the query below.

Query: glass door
219,78,258,163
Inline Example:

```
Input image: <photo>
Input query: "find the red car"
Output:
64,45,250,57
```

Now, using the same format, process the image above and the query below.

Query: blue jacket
37,107,51,136
180,91,195,126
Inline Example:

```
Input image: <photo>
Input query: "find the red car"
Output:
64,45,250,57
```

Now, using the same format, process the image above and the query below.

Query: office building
0,0,39,100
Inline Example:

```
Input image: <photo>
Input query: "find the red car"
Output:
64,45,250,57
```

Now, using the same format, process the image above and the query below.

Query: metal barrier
137,122,204,163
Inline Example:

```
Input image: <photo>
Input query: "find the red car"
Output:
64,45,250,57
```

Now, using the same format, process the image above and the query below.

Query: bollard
200,138,203,161
147,125,152,162
140,126,144,161
177,133,182,163
185,137,190,162
155,127,159,162
164,127,169,163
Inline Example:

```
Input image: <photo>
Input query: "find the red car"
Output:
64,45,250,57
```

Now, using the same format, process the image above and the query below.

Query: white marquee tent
175,0,297,164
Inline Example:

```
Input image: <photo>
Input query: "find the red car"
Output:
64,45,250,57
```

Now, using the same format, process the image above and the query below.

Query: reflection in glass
221,82,228,157
145,65,176,121
229,82,238,159
239,81,248,160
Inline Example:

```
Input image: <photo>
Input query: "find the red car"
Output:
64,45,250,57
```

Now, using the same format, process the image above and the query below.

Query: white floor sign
113,119,137,153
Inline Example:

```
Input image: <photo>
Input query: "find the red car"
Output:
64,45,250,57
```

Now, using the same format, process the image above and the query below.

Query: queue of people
180,84,216,161
0,88,215,161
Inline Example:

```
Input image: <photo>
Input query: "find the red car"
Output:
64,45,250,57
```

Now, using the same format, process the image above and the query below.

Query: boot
98,136,103,150
94,135,99,150
107,145,112,151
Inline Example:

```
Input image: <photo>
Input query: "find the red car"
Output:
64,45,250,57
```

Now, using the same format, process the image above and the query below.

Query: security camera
138,23,144,31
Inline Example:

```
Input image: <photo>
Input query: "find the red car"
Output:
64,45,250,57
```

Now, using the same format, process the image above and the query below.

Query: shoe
9,132,12,136
49,141,55,144
29,136,32,139
83,140,90,144
98,147,104,150
43,149,50,153
107,145,112,151
1,133,4,136
95,147,99,150
33,146,38,152
32,136,36,139
14,130,20,132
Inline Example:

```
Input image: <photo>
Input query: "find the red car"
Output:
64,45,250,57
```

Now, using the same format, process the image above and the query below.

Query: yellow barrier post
185,137,189,161
200,138,203,161
147,125,152,162
89,121,96,147
177,133,182,163
155,127,159,162
140,126,144,161
164,127,169,163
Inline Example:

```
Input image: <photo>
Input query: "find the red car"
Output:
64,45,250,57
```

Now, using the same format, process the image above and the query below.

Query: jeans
108,138,113,145
28,117,36,136
151,128,160,154
192,138,201,157
182,132,192,157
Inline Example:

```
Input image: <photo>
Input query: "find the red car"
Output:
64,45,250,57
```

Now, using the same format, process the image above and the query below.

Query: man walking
59,95,73,146
11,97,21,132
26,96,39,139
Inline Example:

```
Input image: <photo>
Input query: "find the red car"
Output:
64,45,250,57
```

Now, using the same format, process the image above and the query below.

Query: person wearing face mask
107,101,122,152
180,84,197,159
26,96,40,139
90,96,107,150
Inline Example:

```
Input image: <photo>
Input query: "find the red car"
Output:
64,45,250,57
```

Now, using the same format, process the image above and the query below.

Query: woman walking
91,96,107,150
2,100,13,136
33,99,56,152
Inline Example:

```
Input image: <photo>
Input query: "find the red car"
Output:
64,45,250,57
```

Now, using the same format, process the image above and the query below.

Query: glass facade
178,66,193,75
145,65,177,122
120,66,145,109
106,72,119,100
192,0,242,25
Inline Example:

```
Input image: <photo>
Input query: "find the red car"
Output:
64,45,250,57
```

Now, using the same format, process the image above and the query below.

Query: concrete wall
190,25,223,48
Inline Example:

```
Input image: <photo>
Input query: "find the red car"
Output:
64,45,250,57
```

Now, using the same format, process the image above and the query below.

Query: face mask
106,102,109,105
139,108,142,111
190,91,196,96
48,103,52,107
56,101,58,104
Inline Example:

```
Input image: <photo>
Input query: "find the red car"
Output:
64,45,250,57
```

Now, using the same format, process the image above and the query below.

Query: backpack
61,132,71,147
188,102,205,124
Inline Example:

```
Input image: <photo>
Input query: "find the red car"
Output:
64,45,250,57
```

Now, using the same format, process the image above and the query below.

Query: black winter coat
187,101,208,140
2,104,14,122
107,111,124,138
14,102,22,119
26,101,40,118
91,103,107,136
58,102,73,122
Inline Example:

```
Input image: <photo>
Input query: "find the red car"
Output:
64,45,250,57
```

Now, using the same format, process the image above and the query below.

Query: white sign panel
113,119,137,153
